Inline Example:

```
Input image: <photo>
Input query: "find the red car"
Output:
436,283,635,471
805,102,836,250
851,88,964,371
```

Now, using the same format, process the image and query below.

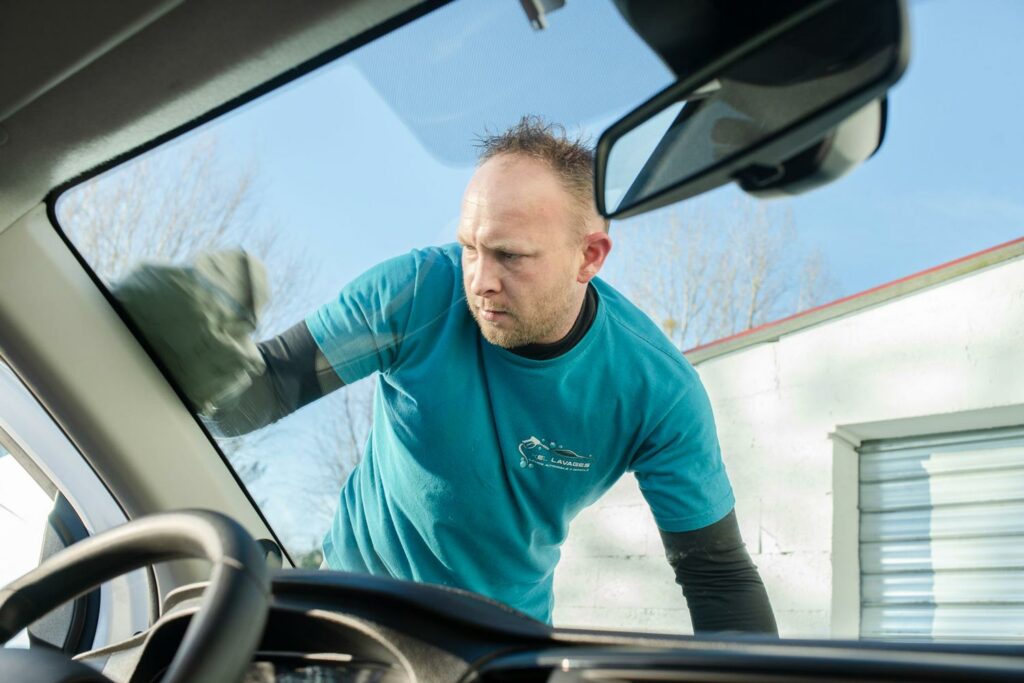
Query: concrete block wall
554,254,1024,637
553,474,692,633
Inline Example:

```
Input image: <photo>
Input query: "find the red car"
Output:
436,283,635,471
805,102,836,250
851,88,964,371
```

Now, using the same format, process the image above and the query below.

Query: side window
0,441,100,653
0,445,55,648
0,359,150,653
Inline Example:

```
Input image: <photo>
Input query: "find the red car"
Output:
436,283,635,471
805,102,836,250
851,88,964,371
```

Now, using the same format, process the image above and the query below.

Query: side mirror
596,0,909,218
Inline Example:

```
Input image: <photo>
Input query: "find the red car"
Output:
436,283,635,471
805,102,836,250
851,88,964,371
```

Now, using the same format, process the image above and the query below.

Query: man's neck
511,283,597,360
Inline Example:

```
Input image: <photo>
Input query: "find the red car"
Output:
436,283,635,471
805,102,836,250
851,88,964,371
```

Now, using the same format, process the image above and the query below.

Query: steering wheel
0,510,270,683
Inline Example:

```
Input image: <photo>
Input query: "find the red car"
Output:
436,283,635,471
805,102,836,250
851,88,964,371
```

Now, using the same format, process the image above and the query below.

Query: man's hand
112,250,269,414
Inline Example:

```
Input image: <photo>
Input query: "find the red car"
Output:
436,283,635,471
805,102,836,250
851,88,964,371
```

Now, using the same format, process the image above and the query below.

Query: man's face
457,154,589,348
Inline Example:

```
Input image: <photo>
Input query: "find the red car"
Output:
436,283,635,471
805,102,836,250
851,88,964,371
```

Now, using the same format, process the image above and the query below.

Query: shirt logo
518,436,592,472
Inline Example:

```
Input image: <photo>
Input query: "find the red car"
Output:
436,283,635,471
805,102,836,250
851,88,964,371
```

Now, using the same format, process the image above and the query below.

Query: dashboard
71,570,1024,683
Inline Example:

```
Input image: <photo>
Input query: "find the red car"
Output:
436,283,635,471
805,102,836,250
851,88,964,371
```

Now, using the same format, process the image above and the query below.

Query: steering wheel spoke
0,510,270,683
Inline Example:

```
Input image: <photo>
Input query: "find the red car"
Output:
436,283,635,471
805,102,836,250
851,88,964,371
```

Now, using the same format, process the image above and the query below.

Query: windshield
55,0,1024,642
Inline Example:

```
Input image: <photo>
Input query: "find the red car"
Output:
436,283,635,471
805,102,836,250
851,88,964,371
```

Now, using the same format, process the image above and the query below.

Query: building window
858,425,1024,641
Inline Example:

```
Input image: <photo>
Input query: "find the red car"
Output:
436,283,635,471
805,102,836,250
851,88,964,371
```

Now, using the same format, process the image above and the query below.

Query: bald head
463,154,584,242
457,152,612,349
475,116,609,238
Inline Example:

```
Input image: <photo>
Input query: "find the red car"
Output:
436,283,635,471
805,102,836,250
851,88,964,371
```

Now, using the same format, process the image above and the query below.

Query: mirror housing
596,0,909,218
739,97,887,198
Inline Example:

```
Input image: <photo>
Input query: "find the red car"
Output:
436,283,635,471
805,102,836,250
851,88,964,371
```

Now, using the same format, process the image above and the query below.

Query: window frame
0,359,154,652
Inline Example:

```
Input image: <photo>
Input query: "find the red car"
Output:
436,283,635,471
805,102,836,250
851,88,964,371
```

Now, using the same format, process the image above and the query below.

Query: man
202,117,776,633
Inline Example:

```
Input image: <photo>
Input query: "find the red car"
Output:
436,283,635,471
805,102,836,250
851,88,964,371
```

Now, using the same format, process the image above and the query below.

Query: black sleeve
660,509,778,635
204,321,343,436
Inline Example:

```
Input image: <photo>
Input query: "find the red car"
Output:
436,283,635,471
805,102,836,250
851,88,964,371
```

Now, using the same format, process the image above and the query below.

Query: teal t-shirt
306,245,734,623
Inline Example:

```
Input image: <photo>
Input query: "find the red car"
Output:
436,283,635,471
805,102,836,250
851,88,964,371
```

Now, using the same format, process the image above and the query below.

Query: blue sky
195,0,1024,311
204,0,675,306
774,0,1024,287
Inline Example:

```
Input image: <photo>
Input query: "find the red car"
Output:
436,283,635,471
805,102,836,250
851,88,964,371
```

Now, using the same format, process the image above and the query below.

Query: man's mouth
479,307,509,322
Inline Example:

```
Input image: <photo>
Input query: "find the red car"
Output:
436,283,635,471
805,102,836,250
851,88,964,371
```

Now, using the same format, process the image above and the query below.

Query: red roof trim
685,234,1024,355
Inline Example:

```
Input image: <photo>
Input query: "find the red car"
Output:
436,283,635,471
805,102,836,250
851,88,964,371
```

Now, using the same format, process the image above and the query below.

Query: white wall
553,255,1024,636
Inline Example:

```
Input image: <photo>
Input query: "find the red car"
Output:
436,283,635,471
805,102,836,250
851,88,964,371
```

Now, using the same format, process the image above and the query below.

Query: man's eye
499,252,520,262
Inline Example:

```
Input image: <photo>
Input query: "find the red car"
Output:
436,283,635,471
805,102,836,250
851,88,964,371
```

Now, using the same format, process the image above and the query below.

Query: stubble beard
465,284,579,349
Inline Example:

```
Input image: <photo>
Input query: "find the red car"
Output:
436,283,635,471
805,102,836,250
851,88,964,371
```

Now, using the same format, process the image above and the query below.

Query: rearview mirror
596,0,909,218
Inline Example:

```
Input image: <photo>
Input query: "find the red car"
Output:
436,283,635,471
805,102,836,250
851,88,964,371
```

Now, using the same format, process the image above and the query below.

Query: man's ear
578,230,612,284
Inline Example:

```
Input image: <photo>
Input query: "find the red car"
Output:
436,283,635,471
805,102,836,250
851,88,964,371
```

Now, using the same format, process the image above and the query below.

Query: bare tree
611,197,836,350
306,377,376,518
718,202,795,336
55,134,367,506
620,208,711,346
794,247,831,314
58,135,312,339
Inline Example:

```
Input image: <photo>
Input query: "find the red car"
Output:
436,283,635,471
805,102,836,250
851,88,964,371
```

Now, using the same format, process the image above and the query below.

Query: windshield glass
55,0,1024,642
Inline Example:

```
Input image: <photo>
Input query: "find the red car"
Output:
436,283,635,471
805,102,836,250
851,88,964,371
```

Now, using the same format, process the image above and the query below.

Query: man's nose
469,255,501,297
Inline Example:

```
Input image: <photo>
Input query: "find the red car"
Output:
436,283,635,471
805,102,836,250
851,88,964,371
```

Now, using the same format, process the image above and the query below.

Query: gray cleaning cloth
113,250,269,414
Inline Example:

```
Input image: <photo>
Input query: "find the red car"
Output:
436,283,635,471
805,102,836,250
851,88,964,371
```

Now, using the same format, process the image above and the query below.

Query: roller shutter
859,425,1024,641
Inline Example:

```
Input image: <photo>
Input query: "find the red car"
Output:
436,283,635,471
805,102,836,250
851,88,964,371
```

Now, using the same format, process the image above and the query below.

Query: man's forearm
205,321,342,436
660,509,778,635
